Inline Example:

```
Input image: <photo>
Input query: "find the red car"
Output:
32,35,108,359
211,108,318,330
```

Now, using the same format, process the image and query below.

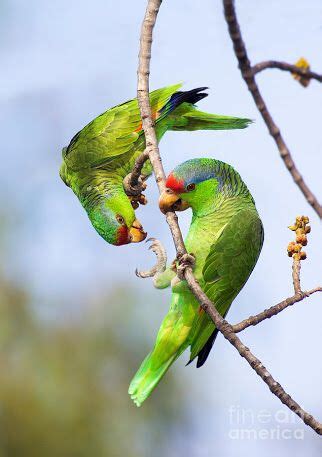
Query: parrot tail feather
196,328,219,368
159,87,209,118
171,109,253,131
185,329,218,368
128,350,182,407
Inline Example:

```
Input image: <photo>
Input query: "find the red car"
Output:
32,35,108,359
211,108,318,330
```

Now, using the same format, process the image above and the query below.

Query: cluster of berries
287,216,311,260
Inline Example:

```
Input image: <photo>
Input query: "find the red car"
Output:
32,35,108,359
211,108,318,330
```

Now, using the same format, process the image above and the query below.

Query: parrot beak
159,189,190,214
129,219,147,243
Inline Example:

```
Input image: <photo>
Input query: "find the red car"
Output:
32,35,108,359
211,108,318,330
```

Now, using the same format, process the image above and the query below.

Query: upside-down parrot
59,84,251,246
129,158,263,406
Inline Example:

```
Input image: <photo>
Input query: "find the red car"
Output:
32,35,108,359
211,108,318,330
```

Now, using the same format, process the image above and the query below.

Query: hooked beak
159,189,190,214
129,219,147,243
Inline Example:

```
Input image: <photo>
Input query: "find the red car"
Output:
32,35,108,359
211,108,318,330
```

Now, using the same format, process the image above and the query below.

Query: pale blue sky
1,1,322,455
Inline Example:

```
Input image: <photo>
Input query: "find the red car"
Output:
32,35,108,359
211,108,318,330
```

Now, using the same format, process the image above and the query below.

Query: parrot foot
124,173,148,209
124,173,147,194
129,193,148,210
177,253,196,280
135,238,167,279
170,259,177,272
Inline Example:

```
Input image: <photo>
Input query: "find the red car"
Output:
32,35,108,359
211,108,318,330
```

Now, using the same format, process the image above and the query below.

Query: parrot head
159,158,222,215
89,193,147,246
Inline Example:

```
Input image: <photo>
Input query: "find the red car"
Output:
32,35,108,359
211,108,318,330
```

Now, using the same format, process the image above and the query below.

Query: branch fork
223,0,322,219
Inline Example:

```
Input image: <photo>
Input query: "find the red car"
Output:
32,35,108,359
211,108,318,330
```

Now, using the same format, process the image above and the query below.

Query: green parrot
59,84,251,246
129,158,263,406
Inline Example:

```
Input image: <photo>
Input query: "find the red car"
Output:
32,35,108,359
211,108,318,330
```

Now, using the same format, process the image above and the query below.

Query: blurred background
1,0,322,455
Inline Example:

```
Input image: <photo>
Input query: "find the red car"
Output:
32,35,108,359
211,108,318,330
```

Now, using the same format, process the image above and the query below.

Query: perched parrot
129,158,263,406
59,84,251,246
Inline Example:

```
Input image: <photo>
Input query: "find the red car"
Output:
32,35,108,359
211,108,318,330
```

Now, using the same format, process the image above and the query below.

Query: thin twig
137,0,322,435
253,60,322,82
223,0,322,219
232,286,322,333
292,259,301,294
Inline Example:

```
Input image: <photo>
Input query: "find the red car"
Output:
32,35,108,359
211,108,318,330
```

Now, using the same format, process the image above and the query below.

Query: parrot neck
191,175,252,218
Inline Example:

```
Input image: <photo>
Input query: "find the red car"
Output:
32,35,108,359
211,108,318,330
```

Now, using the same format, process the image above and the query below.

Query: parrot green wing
189,207,264,364
63,84,182,171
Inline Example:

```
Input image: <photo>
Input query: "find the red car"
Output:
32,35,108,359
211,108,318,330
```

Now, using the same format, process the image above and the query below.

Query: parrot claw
128,193,148,208
124,174,148,207
170,259,177,273
135,238,167,279
176,253,196,280
141,181,147,191
131,200,140,210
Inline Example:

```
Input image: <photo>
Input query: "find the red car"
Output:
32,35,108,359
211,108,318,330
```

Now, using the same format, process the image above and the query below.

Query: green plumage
129,158,263,406
60,84,252,245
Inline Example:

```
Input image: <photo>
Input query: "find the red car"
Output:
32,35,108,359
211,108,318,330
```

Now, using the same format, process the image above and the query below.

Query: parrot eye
116,214,125,224
186,183,195,192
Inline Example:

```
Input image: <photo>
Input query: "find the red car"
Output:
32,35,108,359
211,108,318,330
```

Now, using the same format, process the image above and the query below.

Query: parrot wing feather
189,208,264,365
63,84,182,171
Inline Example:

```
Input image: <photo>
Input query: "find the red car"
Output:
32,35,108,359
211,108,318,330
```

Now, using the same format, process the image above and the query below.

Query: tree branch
292,259,301,295
252,60,322,82
223,0,322,219
232,282,322,333
137,0,322,435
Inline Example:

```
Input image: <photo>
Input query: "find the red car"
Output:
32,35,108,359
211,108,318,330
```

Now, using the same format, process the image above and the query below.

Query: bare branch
292,259,301,295
184,268,322,434
137,0,322,435
232,285,322,333
253,60,322,83
223,0,322,219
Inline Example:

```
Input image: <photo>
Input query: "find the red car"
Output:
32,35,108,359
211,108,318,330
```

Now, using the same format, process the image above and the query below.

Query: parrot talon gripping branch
130,0,322,434
123,172,148,210
176,253,196,280
123,172,147,198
